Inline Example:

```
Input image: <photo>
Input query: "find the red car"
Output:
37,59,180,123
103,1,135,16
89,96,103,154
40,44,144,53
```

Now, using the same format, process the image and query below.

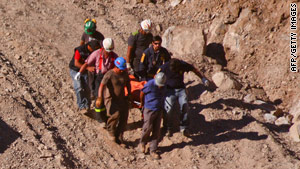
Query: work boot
138,143,146,153
115,135,126,148
166,129,173,137
181,128,191,137
150,151,161,160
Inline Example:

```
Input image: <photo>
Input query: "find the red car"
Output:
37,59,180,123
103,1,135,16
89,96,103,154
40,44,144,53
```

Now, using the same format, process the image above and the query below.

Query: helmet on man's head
155,72,166,87
84,18,97,24
114,57,127,70
84,20,96,35
141,19,152,32
103,38,114,52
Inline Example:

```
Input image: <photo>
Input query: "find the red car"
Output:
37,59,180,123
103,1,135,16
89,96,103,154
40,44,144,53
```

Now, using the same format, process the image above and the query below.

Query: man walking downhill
126,19,153,80
78,38,118,123
80,19,105,46
70,40,101,114
80,19,105,99
139,35,171,81
139,72,167,160
97,57,132,146
158,58,210,137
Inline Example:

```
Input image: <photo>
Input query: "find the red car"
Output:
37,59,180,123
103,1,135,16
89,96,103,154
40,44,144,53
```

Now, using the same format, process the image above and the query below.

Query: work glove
202,77,210,87
95,97,103,108
126,63,134,75
74,72,81,81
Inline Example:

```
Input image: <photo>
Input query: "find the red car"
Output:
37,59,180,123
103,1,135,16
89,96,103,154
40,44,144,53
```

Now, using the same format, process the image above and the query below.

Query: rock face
162,26,205,57
223,8,251,54
289,122,300,142
289,100,300,123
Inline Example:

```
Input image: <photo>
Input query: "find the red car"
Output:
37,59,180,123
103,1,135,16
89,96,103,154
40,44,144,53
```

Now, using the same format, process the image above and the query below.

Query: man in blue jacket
139,35,171,81
139,72,166,159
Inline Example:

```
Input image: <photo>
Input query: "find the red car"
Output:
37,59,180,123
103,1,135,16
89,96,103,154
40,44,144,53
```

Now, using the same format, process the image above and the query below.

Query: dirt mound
1,0,300,168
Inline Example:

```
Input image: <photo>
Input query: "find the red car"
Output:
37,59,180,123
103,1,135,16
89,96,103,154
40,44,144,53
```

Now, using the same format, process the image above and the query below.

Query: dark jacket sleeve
138,49,149,80
164,48,171,62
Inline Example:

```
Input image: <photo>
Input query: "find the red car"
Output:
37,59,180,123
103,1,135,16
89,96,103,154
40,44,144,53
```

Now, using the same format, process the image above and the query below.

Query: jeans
70,69,90,109
164,88,189,131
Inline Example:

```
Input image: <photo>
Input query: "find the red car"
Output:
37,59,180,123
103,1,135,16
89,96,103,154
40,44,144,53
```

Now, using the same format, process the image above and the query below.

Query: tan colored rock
264,113,277,124
156,24,162,32
162,26,205,57
223,8,251,53
289,122,300,142
243,94,256,103
212,71,242,90
170,0,182,7
275,116,290,126
289,100,300,123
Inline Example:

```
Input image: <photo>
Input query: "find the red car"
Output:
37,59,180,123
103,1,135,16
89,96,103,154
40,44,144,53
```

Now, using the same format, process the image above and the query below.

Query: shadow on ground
159,97,280,154
0,118,21,153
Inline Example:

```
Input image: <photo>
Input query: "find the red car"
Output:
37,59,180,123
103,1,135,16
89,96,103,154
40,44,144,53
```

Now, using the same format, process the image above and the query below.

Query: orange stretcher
125,75,147,108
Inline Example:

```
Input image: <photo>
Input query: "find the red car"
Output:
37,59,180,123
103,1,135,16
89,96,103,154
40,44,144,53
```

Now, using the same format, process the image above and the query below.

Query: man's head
169,58,181,73
103,38,114,53
114,57,127,73
84,19,96,35
140,19,152,34
154,72,166,87
87,40,101,52
152,36,162,52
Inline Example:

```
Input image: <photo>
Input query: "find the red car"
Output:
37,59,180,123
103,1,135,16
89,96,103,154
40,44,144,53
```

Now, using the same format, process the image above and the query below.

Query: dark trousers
105,98,129,139
94,72,107,122
88,71,95,97
132,57,142,80
94,72,104,97
140,108,162,152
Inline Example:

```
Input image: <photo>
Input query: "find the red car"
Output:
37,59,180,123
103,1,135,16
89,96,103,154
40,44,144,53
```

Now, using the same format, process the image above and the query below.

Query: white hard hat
141,19,152,32
154,72,166,87
103,38,114,52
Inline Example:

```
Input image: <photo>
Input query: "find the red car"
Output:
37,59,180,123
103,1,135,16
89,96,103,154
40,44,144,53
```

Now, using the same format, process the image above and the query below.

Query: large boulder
289,99,300,123
162,26,205,57
212,71,242,90
289,121,300,142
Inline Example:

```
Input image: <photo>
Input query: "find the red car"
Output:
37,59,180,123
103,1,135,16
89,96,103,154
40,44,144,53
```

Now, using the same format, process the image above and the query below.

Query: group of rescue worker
69,18,211,159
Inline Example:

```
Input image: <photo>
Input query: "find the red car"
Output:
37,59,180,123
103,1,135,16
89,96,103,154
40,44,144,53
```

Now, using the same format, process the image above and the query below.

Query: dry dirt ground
1,0,300,168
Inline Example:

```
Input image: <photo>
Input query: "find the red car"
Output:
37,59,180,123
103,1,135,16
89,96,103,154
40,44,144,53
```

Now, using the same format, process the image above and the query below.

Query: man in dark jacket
158,58,210,137
69,40,101,113
126,19,153,79
80,19,105,98
139,35,171,81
